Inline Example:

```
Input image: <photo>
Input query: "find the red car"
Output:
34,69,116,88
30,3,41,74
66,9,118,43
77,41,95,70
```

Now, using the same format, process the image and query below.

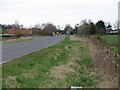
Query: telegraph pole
118,1,120,88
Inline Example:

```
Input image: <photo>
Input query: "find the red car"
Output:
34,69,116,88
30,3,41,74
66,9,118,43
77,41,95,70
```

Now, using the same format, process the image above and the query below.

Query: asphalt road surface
1,35,65,64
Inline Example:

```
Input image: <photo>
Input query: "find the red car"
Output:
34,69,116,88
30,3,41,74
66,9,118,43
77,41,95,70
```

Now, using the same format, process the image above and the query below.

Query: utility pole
118,1,120,88
118,1,120,30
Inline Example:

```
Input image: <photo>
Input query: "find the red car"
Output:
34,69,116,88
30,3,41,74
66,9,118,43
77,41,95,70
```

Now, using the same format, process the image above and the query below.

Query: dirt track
71,36,119,88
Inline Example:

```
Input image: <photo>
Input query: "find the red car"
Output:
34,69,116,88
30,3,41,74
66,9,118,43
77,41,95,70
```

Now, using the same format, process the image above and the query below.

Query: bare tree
57,25,60,30
34,24,41,30
42,23,57,36
113,20,120,30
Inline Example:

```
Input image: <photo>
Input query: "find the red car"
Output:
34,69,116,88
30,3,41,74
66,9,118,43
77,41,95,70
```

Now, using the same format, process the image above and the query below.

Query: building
106,25,112,34
106,25,118,34
9,27,33,36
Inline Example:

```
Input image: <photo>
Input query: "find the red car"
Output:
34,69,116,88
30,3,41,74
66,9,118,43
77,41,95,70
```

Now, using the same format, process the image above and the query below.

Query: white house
106,25,112,34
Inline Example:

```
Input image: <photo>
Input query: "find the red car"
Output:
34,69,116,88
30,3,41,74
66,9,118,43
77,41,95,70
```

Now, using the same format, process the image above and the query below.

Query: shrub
2,35,11,38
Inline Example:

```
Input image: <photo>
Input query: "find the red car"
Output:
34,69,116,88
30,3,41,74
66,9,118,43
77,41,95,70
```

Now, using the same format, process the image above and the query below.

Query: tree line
0,22,58,36
1,19,120,36
77,20,106,35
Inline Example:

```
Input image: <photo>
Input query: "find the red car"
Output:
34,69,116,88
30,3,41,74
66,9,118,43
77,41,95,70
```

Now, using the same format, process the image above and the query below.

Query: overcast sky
0,0,119,28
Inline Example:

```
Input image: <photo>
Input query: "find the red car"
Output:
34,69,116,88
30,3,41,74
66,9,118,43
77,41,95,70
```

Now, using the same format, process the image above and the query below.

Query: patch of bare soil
3,76,19,88
70,35,83,41
91,41,119,88
50,65,75,80
73,36,119,88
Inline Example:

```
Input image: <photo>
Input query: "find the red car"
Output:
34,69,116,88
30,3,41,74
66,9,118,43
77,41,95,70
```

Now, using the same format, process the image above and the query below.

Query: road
1,35,65,64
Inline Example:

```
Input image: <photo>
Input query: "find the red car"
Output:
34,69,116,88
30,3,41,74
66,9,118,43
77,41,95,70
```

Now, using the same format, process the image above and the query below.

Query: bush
16,34,23,37
41,29,55,36
12,34,23,38
2,35,11,38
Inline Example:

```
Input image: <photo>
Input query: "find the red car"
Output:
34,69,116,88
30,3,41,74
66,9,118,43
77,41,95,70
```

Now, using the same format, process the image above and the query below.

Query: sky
0,0,119,28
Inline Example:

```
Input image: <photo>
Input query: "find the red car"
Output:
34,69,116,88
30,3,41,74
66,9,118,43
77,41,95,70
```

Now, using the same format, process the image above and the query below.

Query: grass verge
100,35,119,53
2,36,99,88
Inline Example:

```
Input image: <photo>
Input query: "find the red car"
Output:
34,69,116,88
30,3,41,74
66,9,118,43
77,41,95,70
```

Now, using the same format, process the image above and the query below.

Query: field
1,36,45,44
2,36,99,88
100,35,119,53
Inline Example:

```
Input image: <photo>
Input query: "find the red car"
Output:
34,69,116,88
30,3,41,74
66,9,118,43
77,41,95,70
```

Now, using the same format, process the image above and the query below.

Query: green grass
2,36,99,88
0,36,8,41
101,35,119,53
101,35,118,45
0,65,2,89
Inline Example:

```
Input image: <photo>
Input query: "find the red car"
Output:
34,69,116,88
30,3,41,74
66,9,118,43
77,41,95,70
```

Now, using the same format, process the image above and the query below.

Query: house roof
106,25,112,28
9,29,32,35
